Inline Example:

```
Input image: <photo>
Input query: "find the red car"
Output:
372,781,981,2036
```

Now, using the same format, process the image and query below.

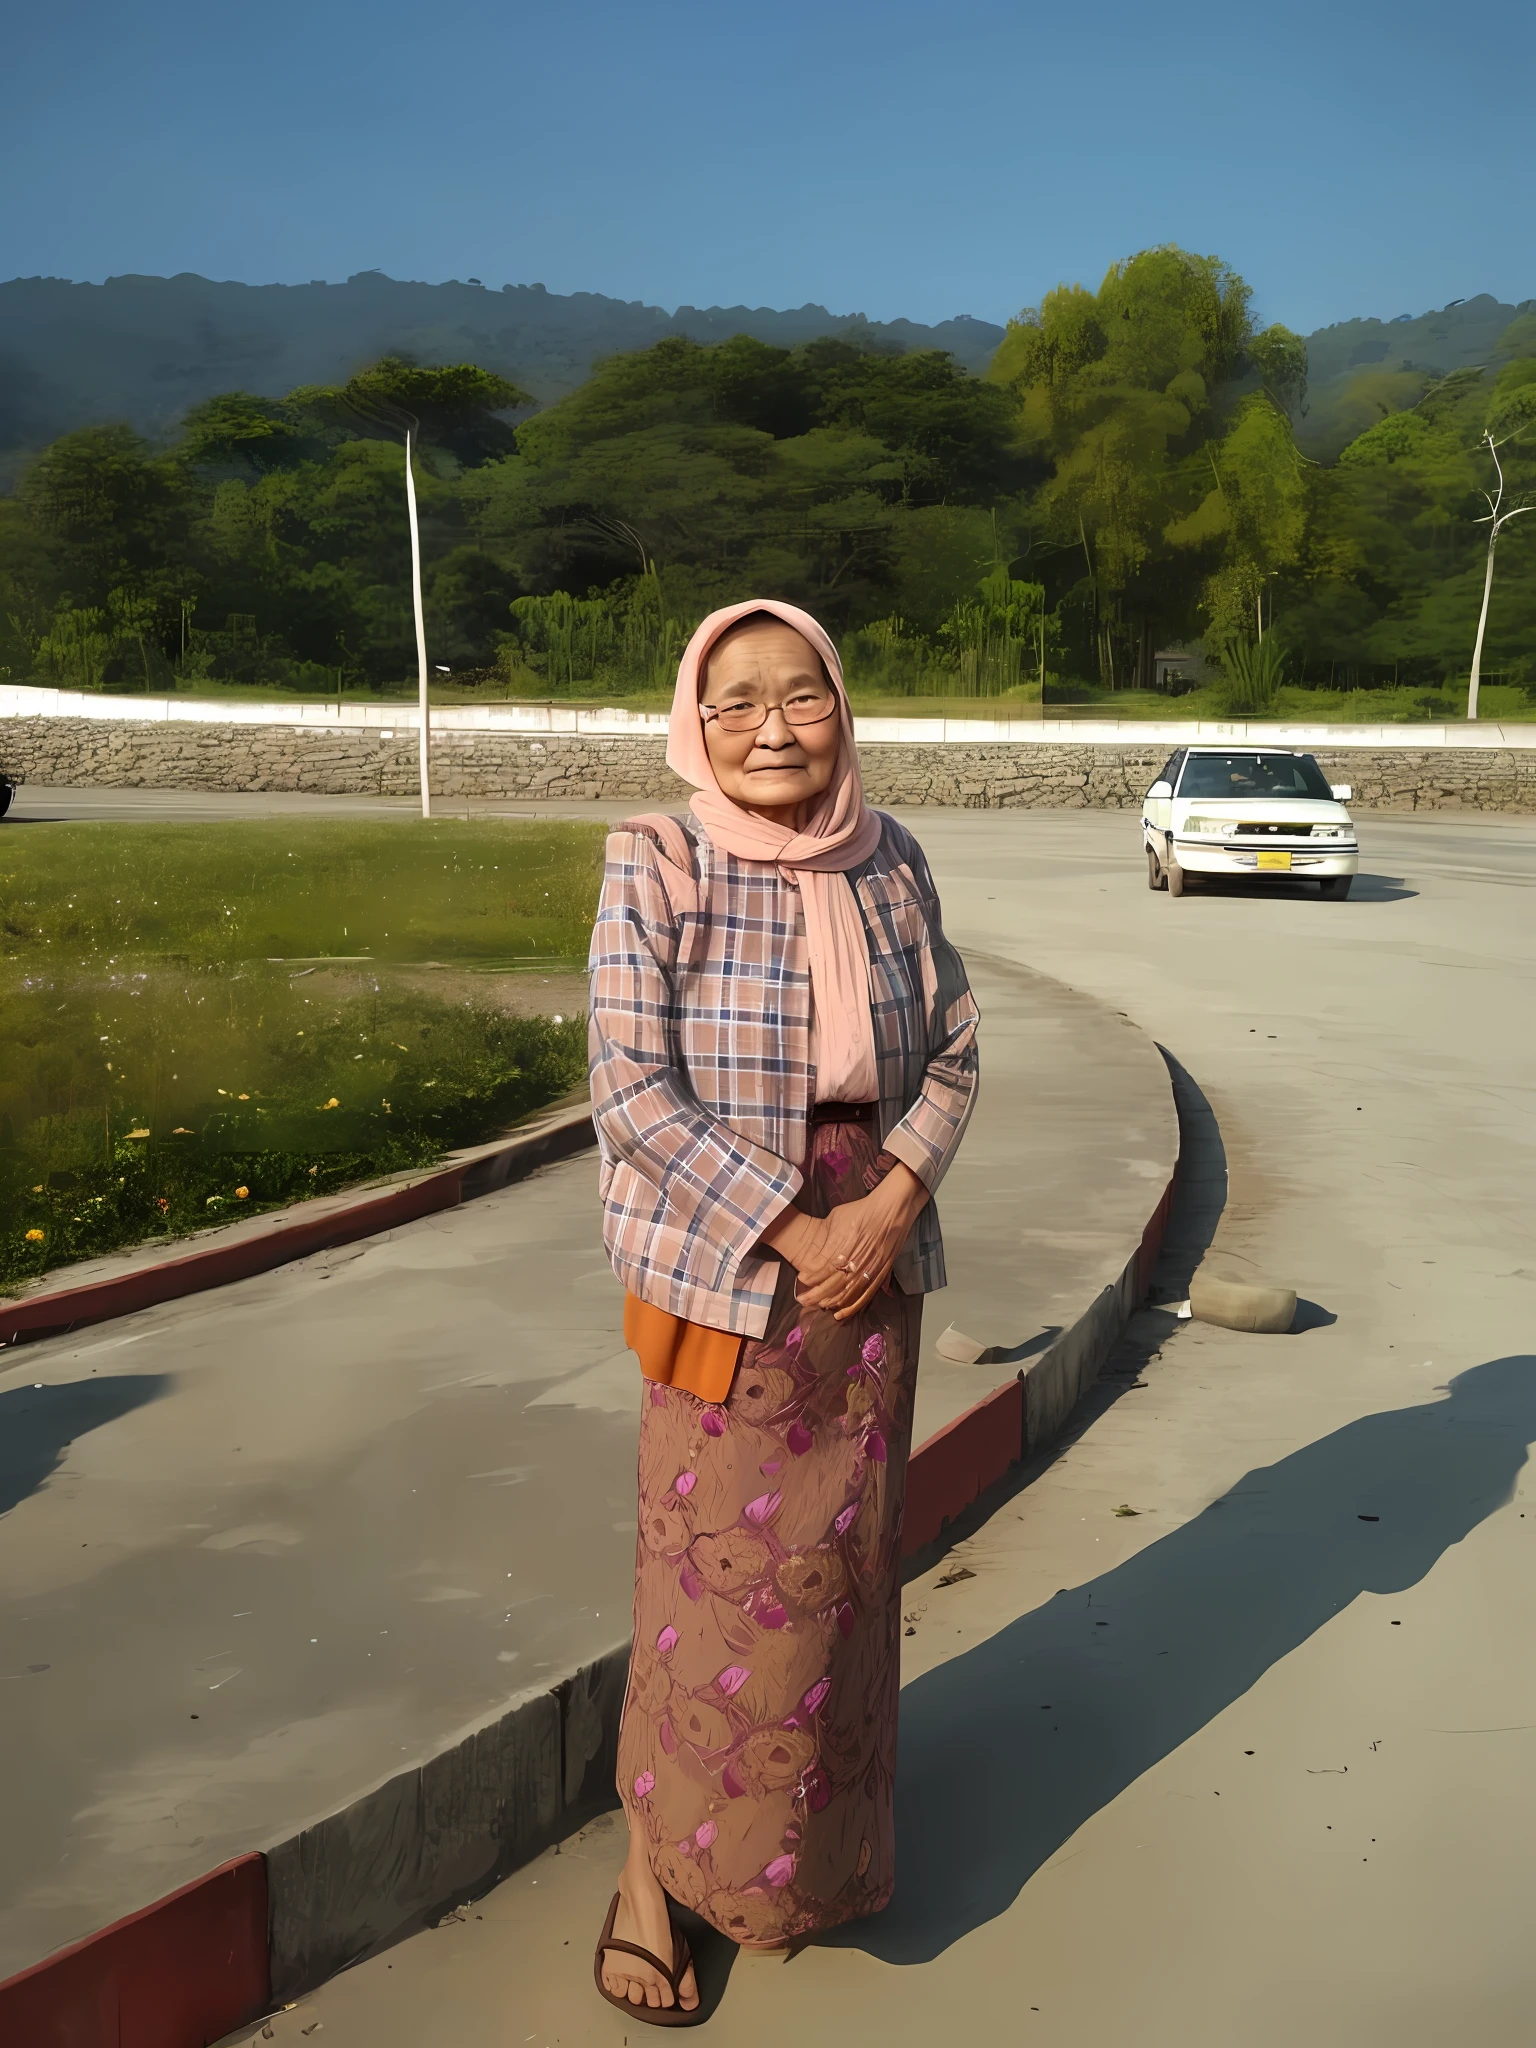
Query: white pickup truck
1142,745,1359,899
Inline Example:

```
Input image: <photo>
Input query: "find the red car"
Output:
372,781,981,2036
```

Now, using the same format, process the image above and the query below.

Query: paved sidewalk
0,949,1173,1980
223,811,1536,2048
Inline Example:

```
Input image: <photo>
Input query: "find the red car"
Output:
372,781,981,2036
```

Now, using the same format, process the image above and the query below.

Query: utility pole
404,427,431,817
339,382,432,816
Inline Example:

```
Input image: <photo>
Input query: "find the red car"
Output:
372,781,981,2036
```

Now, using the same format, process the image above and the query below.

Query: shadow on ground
1350,872,1418,903
899,1050,1228,1590
1154,1051,1227,1298
0,1375,169,1517
841,1352,1536,1964
1181,872,1417,904
1292,1297,1339,1333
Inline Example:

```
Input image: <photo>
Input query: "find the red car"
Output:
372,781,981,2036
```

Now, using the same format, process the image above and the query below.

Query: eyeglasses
700,690,839,735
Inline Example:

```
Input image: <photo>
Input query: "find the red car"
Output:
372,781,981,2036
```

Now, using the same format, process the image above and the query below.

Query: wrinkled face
699,619,842,823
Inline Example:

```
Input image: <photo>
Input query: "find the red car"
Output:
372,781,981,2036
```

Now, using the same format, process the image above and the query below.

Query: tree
1165,395,1309,640
1290,354,1536,694
21,425,187,600
937,563,1048,695
1248,324,1309,418
0,494,61,675
179,393,313,472
341,357,532,465
7,289,1531,709
989,247,1257,686
801,341,1024,506
34,605,113,689
1467,425,1534,718
463,333,1014,630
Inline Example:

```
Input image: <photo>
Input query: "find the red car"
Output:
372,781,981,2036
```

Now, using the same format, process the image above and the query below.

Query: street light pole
404,426,431,819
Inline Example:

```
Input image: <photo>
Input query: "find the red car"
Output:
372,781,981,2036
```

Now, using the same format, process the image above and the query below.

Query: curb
0,1080,1183,2045
0,1102,597,1350
10,679,1536,748
0,1857,269,2047
901,1166,1173,1559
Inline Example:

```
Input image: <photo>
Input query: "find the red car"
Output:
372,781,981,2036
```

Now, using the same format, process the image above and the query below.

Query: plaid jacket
588,812,980,1337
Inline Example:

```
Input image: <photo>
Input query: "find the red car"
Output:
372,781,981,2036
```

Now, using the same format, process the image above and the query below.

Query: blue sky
5,0,1532,334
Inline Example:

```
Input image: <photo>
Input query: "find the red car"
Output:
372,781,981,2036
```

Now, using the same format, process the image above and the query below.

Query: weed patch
0,819,603,1284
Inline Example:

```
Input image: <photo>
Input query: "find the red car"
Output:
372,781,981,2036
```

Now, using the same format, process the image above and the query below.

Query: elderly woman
589,600,978,2021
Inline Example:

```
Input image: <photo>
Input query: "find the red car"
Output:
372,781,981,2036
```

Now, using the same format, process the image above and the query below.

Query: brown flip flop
593,1889,702,2027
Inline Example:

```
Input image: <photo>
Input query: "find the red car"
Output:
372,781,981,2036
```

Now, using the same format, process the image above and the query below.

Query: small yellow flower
235,1186,249,1199
238,1093,250,1101
25,1228,45,1243
31,1184,44,1193
320,1097,340,1110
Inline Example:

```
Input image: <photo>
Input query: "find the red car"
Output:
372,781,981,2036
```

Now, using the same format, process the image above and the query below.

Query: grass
2,818,605,966
1010,681,1536,724
0,819,606,1287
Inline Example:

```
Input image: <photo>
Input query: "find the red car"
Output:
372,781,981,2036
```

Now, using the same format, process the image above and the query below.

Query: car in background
1142,747,1358,899
0,768,13,819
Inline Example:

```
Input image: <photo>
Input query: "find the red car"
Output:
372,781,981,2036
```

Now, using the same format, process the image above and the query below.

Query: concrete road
0,949,1172,1979
226,809,1536,2047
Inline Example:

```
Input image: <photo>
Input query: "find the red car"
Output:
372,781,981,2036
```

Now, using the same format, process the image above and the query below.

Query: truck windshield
1178,752,1334,801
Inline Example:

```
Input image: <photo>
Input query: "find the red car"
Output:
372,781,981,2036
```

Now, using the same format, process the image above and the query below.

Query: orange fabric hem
624,1292,744,1407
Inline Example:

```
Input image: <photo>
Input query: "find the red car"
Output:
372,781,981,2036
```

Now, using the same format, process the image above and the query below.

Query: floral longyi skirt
616,1115,921,1944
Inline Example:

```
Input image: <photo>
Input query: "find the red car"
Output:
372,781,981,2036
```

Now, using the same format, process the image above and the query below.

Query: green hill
3,268,1531,479
1299,293,1535,457
0,269,1004,474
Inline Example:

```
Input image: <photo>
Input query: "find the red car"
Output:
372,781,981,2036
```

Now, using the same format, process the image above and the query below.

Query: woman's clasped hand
764,1158,929,1319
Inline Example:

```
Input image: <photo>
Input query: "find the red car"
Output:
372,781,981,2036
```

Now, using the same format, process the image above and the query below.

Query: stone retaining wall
4,715,1536,811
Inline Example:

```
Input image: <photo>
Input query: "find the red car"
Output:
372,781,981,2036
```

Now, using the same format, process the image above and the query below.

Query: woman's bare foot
600,1826,700,2014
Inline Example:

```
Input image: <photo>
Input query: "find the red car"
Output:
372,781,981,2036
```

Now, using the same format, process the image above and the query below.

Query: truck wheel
1146,843,1165,890
1166,852,1186,898
1318,876,1352,899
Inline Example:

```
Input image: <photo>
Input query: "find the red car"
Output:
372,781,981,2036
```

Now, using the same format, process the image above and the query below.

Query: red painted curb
0,1110,596,1350
1137,1174,1175,1296
0,1855,269,2048
903,1378,1024,1555
903,1164,1176,1555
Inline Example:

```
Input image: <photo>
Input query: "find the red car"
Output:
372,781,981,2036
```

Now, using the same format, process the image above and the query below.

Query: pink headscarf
668,599,882,1103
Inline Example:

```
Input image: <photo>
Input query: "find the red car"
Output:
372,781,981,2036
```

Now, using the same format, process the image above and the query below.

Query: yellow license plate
1256,849,1292,871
